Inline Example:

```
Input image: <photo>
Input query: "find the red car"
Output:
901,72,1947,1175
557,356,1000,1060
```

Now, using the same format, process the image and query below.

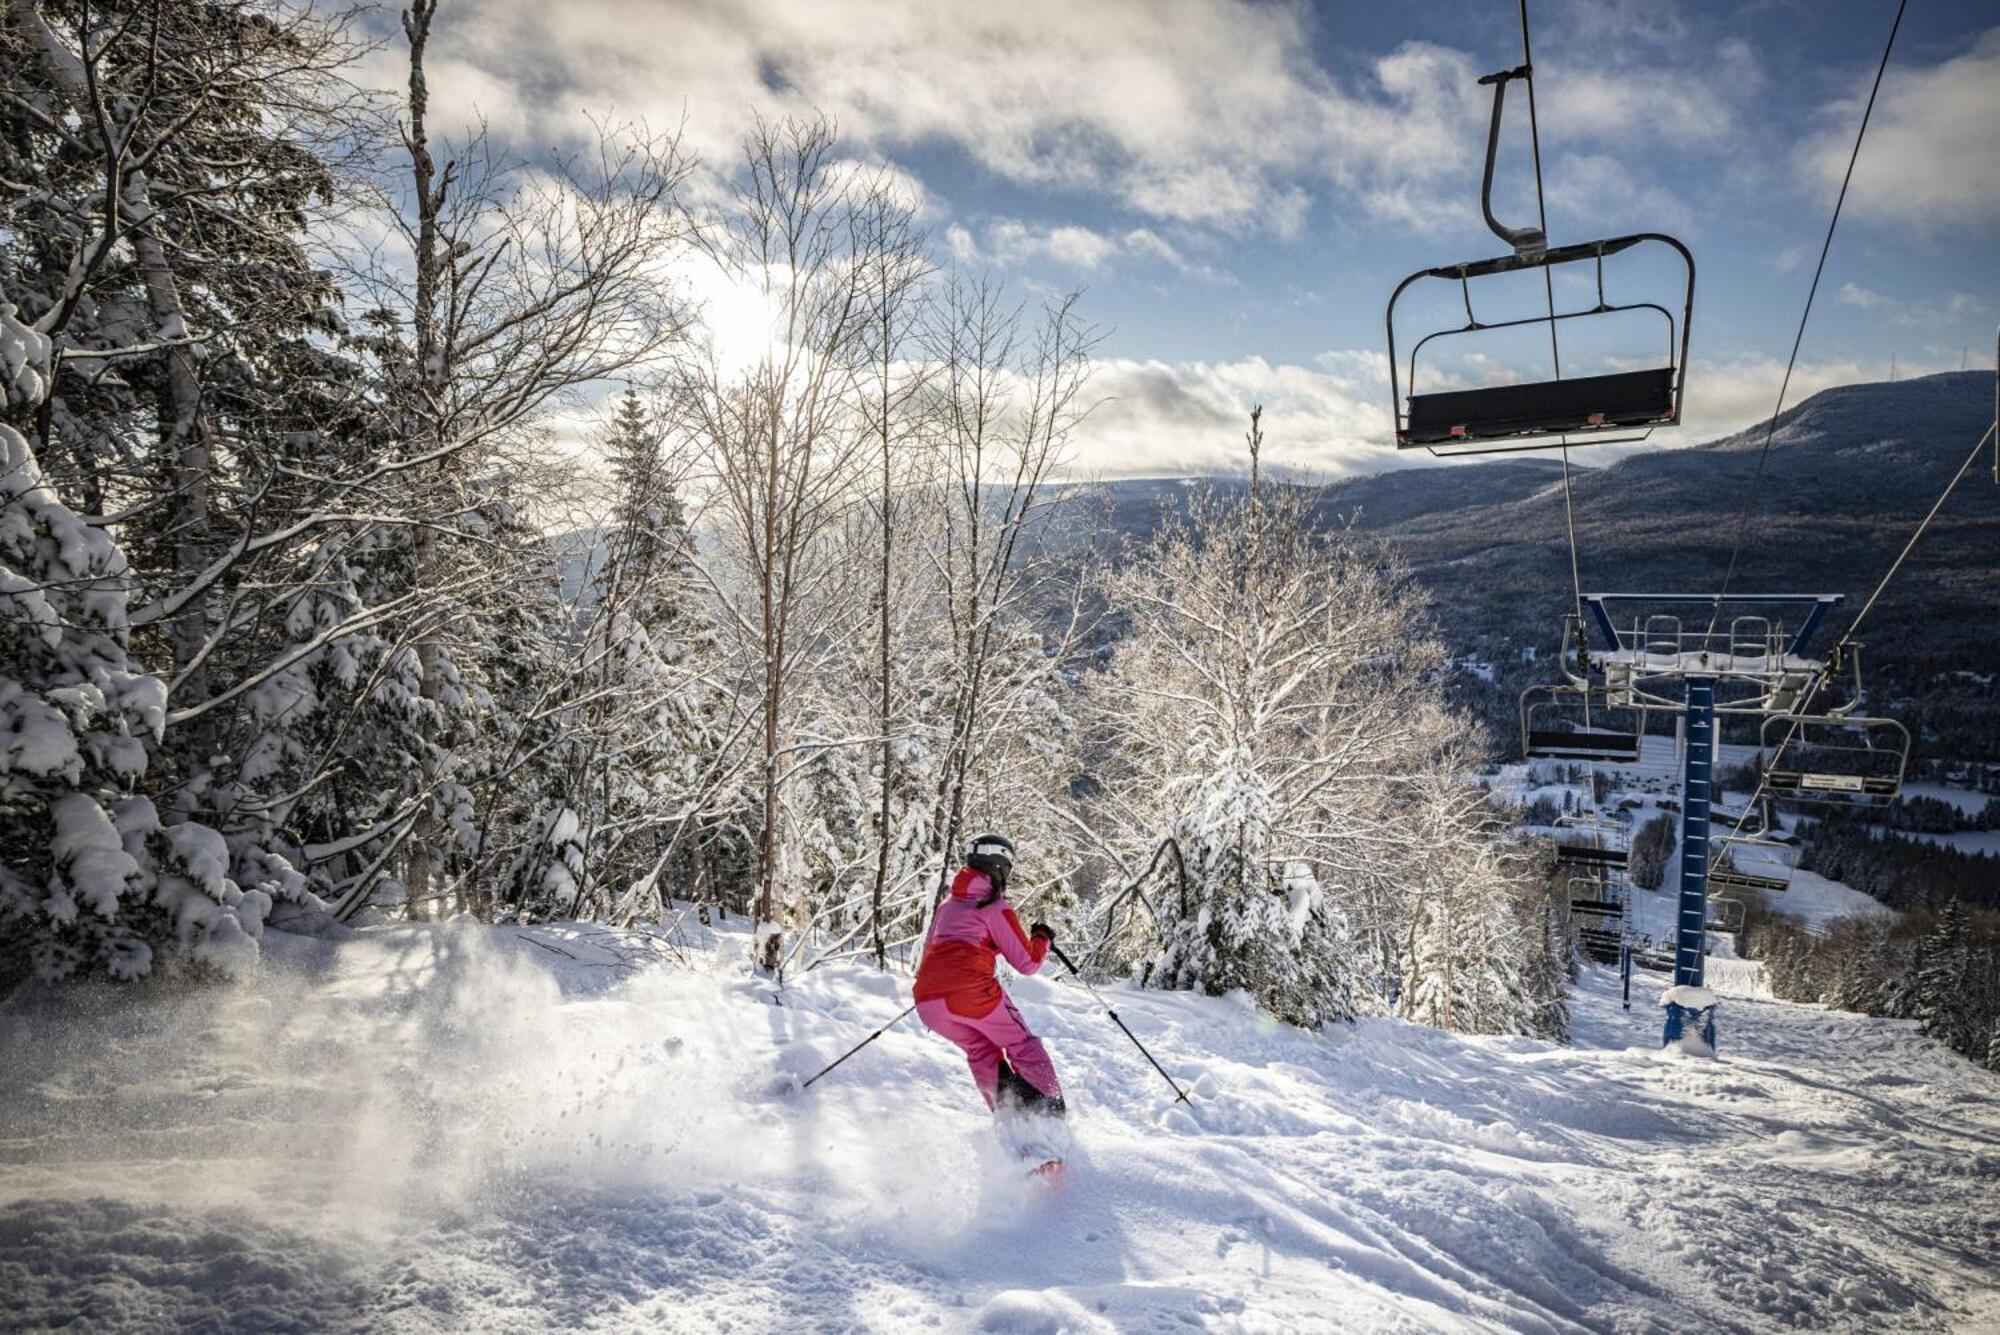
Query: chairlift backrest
1729,617,1774,660
1759,714,1910,805
1707,897,1746,934
1709,834,1792,896
1520,682,1642,762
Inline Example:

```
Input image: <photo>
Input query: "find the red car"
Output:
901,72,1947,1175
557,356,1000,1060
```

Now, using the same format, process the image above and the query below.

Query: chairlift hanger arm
1478,62,1546,257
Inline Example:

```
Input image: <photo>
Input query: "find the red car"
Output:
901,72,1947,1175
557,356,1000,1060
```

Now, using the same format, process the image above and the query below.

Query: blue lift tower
1529,592,1889,1054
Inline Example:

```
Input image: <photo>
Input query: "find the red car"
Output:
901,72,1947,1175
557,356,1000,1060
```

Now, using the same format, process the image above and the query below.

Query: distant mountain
1091,371,2000,760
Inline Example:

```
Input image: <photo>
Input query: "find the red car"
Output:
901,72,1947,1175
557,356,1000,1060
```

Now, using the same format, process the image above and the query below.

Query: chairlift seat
1526,728,1642,763
1759,714,1910,805
1405,367,1676,447
1709,867,1788,896
1556,843,1628,869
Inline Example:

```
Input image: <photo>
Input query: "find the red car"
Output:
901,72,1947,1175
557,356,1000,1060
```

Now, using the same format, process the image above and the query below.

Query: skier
914,833,1066,1122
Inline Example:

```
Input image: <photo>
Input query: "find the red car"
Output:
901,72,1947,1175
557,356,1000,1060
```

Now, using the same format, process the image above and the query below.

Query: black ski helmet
965,832,1015,892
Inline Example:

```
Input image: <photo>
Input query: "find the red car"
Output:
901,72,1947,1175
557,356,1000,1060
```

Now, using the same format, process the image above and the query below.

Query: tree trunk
401,0,446,920
869,341,895,968
127,180,211,737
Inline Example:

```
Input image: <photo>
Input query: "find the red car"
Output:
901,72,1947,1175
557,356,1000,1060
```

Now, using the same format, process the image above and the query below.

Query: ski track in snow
1,920,1996,1334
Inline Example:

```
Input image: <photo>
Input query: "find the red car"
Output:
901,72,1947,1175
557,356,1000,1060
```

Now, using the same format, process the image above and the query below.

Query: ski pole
1048,944,1191,1106
800,1002,917,1091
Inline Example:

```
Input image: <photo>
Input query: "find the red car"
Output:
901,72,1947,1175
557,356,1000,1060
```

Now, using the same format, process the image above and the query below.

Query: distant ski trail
0,920,1994,1332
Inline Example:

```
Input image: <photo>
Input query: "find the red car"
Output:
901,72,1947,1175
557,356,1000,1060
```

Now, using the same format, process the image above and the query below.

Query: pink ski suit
913,867,1063,1109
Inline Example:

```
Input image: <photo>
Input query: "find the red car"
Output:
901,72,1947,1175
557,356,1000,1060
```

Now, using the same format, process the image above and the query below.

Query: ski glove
1030,922,1056,944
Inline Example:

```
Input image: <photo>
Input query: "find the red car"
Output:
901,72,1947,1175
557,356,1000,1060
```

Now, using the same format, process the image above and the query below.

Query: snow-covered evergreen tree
1914,902,1974,1054
1629,814,1674,891
1150,751,1355,1027
1,305,277,978
1398,775,1556,1037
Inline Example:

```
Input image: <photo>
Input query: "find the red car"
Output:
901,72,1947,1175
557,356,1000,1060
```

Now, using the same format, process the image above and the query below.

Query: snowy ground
3,920,1997,1334
1900,782,1992,818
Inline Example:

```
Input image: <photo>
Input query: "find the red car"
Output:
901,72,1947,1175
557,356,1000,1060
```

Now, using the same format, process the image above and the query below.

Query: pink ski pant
916,994,1062,1108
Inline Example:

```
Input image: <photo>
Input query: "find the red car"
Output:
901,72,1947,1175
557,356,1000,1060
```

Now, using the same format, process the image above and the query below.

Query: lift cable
1706,414,1997,881
1514,0,1608,810
1703,0,1910,644
1515,1,1588,650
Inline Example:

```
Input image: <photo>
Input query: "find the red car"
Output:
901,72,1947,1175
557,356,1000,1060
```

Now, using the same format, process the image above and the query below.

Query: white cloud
1798,28,2000,229
949,219,1229,281
1834,282,1986,328
1541,42,1758,149
1039,225,1122,272
943,224,980,267
1838,282,1888,309
400,0,1495,237
1068,354,1397,479
956,220,1119,272
1545,152,1693,232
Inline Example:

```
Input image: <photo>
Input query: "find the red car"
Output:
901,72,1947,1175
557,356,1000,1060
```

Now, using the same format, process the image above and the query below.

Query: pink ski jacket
912,867,1048,1017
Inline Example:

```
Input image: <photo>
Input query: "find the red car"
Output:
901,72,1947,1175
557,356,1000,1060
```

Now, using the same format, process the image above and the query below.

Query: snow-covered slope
2,920,1996,1333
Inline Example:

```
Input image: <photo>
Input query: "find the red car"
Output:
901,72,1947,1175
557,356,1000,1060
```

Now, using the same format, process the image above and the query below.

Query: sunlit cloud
1798,28,2000,229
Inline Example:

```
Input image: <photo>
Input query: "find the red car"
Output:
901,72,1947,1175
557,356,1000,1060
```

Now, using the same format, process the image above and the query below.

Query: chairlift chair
1553,812,1631,873
1759,714,1910,805
1707,896,1747,935
1521,682,1642,763
1566,875,1625,963
1708,834,1792,897
1385,63,1695,455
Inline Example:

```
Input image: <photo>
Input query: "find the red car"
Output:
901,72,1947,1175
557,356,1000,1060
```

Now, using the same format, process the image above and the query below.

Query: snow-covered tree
1149,750,1357,1027
534,389,729,922
1,301,280,979
679,114,882,973
316,1,692,920
1087,450,1568,1038
913,279,1095,911
1398,775,1562,1037
1629,813,1674,891
1915,902,1975,1054
1094,479,1444,1026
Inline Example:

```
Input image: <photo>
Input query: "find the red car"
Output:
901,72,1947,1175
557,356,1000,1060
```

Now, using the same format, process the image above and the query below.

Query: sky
403,0,2000,481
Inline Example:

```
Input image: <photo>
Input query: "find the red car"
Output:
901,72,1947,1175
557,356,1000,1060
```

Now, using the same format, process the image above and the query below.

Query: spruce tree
1914,902,1973,1056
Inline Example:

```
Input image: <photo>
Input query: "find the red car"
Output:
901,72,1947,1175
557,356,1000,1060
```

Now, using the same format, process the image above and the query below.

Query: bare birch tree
918,280,1097,912
680,114,880,973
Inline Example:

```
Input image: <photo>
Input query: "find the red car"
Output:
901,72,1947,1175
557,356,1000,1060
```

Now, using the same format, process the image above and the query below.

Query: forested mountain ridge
1090,371,1999,762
